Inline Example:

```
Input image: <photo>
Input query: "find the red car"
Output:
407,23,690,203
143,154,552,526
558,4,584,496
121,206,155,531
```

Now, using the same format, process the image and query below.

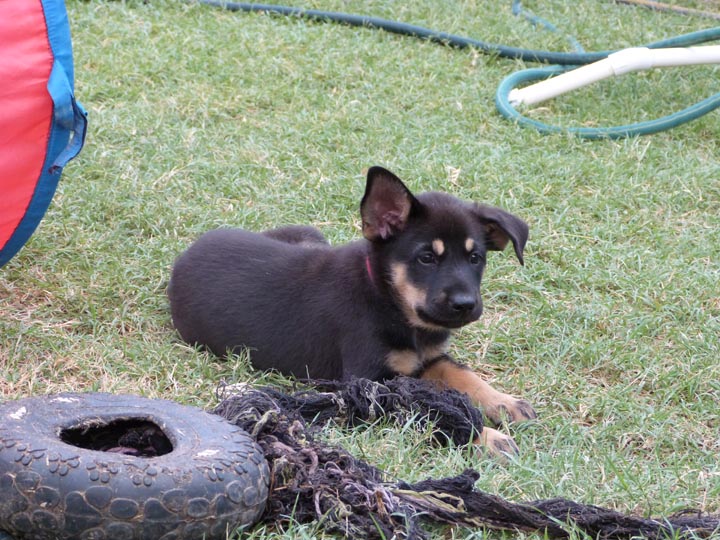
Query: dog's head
361,166,528,331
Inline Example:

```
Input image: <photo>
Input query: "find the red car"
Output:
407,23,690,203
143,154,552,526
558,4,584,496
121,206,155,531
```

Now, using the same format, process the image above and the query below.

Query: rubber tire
0,393,269,540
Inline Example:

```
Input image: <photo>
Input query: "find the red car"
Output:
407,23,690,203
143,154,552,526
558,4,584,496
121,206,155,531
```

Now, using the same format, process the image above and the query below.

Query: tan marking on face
432,239,445,257
386,350,422,376
390,263,444,331
465,238,475,252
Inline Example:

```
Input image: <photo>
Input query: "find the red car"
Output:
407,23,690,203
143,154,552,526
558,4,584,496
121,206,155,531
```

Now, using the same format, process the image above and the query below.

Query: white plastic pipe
508,45,720,106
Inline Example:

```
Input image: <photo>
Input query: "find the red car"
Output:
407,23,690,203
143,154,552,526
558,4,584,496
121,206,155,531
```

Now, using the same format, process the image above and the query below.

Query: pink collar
365,255,375,285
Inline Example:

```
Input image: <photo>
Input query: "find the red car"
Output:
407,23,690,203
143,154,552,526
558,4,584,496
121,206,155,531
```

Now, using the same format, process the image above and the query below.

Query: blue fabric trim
0,0,87,267
41,0,74,85
0,129,66,267
47,60,74,129
51,98,88,172
48,60,88,172
43,0,88,169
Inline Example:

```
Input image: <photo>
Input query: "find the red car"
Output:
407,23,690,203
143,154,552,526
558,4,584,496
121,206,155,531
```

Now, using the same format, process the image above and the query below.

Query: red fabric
0,0,54,248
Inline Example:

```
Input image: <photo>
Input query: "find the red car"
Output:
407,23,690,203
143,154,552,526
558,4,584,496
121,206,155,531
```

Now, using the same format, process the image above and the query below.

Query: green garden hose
196,1,720,138
495,61,720,139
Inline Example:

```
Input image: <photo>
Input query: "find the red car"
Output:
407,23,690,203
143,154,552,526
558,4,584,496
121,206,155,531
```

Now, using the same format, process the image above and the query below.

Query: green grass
2,0,719,538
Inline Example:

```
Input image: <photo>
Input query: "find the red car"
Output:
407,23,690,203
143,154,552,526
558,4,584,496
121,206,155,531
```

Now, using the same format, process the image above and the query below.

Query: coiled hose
195,1,720,138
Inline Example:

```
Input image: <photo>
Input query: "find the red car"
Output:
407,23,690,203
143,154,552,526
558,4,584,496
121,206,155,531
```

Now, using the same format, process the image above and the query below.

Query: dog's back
169,228,390,380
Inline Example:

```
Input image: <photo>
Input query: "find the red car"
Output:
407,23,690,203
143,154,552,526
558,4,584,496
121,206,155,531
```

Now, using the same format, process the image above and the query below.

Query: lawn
1,0,719,538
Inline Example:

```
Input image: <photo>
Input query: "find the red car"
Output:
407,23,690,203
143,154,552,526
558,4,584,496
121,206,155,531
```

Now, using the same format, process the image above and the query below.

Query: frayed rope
213,377,719,539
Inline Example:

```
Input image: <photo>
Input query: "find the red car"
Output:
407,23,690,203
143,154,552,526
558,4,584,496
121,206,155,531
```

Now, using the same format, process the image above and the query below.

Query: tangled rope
213,377,720,539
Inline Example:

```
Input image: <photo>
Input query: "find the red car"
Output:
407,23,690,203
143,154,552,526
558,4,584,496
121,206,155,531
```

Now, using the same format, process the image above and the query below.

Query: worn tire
0,393,269,540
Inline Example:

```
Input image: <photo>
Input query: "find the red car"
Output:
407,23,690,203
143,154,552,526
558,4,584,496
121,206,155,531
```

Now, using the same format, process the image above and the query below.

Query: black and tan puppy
169,166,535,455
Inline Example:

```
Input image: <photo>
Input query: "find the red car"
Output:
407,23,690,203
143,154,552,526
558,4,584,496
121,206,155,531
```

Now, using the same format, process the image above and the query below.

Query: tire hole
60,419,173,457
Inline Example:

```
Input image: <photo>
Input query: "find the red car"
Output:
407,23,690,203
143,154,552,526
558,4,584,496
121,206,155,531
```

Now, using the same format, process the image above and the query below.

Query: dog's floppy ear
474,205,529,265
361,166,418,241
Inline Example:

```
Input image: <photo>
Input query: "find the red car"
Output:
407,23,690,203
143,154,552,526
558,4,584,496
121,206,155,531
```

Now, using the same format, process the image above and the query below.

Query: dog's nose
448,293,476,314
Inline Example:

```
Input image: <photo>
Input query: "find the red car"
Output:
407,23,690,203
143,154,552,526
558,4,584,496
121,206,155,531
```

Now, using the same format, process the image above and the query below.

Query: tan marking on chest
386,350,422,376
421,339,450,361
432,239,445,257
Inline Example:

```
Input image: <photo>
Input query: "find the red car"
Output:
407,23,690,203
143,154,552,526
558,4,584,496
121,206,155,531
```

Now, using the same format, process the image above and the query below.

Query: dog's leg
421,356,536,424
420,356,535,456
479,426,520,457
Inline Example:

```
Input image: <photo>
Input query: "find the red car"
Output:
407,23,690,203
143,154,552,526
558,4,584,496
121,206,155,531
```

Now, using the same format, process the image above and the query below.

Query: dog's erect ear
474,205,529,265
361,167,418,241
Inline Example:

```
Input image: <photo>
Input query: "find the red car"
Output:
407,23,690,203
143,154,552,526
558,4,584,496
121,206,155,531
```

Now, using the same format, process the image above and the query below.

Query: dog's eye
469,252,484,265
417,252,437,265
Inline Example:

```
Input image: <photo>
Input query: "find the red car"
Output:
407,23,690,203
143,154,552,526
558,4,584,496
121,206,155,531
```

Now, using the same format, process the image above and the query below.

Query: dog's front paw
483,393,537,425
477,426,519,459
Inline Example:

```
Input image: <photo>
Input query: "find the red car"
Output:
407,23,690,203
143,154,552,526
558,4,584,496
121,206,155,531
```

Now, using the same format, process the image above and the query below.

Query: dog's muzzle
418,293,482,329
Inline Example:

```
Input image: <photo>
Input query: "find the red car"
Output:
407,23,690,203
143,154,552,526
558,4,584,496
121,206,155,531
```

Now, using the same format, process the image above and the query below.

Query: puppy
168,166,536,455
